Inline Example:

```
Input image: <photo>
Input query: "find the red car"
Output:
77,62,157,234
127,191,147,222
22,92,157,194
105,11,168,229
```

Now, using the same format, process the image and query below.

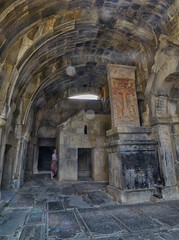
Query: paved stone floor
1,174,179,240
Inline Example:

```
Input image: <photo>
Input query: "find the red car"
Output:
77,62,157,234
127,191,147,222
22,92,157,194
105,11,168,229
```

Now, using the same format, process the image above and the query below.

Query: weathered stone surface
106,126,159,203
118,233,160,240
107,65,140,128
9,194,34,208
158,230,179,240
0,208,30,236
48,201,64,211
87,191,116,207
19,225,45,240
64,195,92,209
0,0,178,212
1,175,179,239
140,204,179,227
57,111,110,181
48,211,82,238
61,186,76,196
78,208,124,235
73,182,107,194
109,207,162,232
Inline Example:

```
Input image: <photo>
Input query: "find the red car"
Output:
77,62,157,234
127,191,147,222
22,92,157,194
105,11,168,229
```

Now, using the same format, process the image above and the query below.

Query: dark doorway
38,147,54,171
78,148,92,179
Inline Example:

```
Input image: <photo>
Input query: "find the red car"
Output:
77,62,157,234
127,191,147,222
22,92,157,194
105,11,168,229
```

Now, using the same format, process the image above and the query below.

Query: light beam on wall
68,94,99,100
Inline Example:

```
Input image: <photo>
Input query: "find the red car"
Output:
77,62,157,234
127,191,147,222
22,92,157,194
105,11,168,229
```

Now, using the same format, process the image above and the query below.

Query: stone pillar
92,136,109,181
11,125,28,189
106,65,159,203
32,139,39,174
171,117,179,185
107,64,140,128
57,127,78,181
0,115,6,200
149,95,179,200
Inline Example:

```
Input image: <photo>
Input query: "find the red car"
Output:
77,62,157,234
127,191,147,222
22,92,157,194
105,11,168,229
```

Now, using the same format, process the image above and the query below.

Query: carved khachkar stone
107,64,140,128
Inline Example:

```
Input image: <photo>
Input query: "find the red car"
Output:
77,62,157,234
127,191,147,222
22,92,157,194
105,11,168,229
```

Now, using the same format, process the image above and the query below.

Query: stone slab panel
34,200,47,211
159,230,179,240
61,186,76,195
48,236,88,240
48,201,64,211
140,204,179,227
46,187,61,194
109,208,162,232
64,195,92,209
25,212,44,224
73,182,107,194
118,233,160,240
19,225,45,240
9,194,34,208
0,209,30,236
0,237,18,240
158,200,179,211
78,208,124,235
87,191,116,207
48,211,82,238
93,237,120,240
1,190,15,203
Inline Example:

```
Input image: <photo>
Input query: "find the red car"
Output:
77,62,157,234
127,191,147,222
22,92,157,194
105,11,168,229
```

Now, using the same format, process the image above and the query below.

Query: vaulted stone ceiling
0,0,178,116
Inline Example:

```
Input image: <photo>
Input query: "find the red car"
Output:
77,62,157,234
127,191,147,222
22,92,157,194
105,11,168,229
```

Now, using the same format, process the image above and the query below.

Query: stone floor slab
64,195,92,209
61,186,76,195
48,210,82,238
19,225,45,240
46,187,61,194
25,211,44,224
109,208,162,232
118,232,161,240
0,208,30,236
158,200,179,211
9,194,34,208
48,201,64,211
158,229,179,240
1,191,15,203
73,183,107,195
34,200,47,211
1,175,179,240
140,204,179,227
87,191,116,207
78,208,125,235
92,237,120,240
0,236,18,240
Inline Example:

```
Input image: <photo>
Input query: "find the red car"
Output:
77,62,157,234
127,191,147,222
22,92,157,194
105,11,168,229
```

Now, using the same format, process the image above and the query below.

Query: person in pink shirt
51,149,58,179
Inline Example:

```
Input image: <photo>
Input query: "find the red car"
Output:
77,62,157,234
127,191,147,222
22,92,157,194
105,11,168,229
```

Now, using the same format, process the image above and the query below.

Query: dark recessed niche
84,125,87,134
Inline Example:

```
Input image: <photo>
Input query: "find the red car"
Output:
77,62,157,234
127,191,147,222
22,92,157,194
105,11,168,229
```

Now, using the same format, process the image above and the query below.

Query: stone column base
107,185,179,203
11,179,20,190
159,186,179,200
107,185,155,204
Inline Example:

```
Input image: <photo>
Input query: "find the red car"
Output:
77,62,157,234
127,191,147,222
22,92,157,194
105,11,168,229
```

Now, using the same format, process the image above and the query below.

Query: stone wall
57,110,110,182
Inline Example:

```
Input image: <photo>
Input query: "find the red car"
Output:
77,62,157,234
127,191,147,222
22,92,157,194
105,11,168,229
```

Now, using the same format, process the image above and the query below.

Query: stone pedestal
106,65,159,203
106,126,159,203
